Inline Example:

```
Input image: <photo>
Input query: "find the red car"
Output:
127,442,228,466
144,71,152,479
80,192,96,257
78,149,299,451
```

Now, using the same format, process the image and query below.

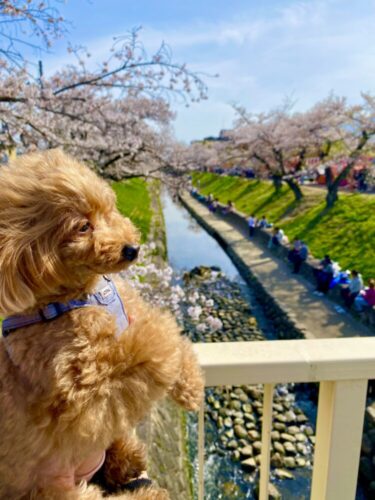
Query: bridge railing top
194,337,375,386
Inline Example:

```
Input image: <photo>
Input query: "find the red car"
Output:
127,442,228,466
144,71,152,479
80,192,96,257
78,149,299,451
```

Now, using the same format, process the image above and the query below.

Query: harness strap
2,300,89,337
2,276,129,338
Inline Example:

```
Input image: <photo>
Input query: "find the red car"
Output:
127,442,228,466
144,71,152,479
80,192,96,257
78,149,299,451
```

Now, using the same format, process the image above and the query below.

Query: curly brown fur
30,483,169,500
0,150,203,499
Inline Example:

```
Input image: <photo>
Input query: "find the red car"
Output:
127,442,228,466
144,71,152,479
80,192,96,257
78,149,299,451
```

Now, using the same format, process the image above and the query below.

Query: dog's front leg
117,280,204,412
117,307,183,404
168,336,204,412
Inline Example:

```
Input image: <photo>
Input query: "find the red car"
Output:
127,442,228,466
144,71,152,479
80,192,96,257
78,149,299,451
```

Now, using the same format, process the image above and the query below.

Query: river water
162,192,240,280
161,191,366,500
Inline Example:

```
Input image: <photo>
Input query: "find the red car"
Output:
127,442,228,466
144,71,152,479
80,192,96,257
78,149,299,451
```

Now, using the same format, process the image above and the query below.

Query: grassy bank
112,178,152,241
148,180,168,260
192,172,375,282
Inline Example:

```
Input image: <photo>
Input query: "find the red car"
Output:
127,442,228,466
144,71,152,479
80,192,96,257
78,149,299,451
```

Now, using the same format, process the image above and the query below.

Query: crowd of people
314,258,375,313
190,189,375,317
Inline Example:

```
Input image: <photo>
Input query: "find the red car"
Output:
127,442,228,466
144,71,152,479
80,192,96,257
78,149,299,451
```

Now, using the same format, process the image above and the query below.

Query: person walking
288,238,301,264
248,214,256,238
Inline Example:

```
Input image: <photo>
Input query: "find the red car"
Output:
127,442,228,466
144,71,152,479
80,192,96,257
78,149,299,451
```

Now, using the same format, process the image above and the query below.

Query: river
162,192,240,280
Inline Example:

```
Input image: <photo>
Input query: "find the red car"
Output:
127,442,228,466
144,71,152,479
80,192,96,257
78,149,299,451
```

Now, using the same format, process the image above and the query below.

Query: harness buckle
39,303,63,321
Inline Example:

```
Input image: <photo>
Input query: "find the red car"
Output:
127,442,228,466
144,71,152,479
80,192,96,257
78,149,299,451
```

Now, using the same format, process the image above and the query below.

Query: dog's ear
0,243,37,315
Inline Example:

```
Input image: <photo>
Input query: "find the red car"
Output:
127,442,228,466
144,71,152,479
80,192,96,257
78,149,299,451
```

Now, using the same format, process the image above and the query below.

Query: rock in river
241,457,257,471
234,425,247,439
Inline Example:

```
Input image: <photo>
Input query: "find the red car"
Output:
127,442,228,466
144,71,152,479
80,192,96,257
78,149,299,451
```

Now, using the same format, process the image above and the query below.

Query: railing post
198,398,205,500
311,380,368,500
259,383,274,500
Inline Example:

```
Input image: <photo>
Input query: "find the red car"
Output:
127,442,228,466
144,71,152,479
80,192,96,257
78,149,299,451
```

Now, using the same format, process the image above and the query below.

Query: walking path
181,193,373,340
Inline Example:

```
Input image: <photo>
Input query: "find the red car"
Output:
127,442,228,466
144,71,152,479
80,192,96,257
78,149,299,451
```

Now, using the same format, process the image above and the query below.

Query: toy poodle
0,149,204,499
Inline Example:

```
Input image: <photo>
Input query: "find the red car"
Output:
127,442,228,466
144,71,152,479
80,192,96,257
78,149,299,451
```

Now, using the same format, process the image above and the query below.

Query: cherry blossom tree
175,140,220,171
282,95,348,203
232,103,306,200
127,138,221,189
322,93,375,207
0,0,65,68
227,95,373,207
0,27,208,178
281,94,375,207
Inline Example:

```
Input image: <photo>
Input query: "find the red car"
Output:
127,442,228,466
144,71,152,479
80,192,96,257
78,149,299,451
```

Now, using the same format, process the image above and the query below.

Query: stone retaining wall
189,194,375,331
146,401,192,500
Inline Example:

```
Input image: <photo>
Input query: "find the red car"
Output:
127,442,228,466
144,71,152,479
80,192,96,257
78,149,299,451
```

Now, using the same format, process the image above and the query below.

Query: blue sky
41,0,375,142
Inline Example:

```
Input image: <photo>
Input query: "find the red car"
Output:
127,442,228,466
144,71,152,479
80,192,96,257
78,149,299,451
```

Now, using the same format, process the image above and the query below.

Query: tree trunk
326,186,338,208
285,178,303,201
272,174,283,192
325,161,353,208
325,165,338,208
325,130,370,209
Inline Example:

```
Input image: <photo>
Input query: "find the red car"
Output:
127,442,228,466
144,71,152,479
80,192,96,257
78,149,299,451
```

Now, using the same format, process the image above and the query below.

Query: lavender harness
2,276,129,338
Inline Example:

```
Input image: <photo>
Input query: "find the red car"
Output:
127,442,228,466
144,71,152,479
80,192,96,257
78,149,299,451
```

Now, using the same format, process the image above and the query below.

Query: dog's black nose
122,245,140,262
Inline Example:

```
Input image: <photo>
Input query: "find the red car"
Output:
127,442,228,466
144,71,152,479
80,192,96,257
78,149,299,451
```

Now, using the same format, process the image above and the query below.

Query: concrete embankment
180,192,373,340
143,400,192,500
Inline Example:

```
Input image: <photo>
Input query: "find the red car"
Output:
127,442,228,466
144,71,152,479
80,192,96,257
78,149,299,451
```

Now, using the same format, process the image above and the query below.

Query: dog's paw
170,377,204,412
169,337,204,412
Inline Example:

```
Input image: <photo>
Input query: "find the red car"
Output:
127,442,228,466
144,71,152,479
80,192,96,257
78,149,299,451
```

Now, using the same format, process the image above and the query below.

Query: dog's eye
79,222,92,233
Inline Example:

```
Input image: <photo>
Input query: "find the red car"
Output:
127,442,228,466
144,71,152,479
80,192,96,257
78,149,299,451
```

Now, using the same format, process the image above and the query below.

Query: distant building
190,129,234,145
201,129,232,143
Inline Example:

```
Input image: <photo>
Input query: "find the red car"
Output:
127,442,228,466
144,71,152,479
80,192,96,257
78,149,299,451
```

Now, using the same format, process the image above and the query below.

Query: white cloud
140,20,270,50
279,1,328,27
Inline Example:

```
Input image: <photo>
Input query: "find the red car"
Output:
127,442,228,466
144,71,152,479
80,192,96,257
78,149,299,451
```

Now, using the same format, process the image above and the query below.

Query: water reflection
162,192,240,279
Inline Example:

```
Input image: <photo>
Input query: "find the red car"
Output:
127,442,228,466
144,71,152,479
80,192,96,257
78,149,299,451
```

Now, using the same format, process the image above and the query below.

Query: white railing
194,338,375,500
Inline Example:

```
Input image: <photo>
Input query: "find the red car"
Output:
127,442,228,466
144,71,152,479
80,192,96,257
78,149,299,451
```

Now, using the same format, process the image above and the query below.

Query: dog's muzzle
122,245,140,262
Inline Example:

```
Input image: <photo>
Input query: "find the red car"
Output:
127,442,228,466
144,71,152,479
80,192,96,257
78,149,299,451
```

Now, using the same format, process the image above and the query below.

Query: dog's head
0,149,140,315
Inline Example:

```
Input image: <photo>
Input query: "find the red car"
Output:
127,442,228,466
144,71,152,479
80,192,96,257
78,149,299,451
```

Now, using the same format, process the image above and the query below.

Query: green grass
112,178,152,242
148,180,168,260
193,172,375,282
